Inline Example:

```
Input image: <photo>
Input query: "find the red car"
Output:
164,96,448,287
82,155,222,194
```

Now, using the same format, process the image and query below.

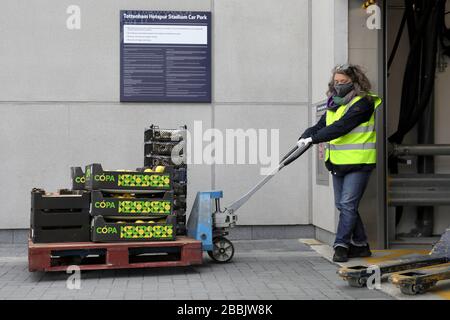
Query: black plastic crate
144,125,187,143
30,189,91,243
85,163,172,193
174,209,186,236
31,208,91,229
31,225,91,243
71,167,86,190
176,220,187,236
91,215,177,242
144,154,186,168
172,167,187,182
90,191,173,217
173,195,186,210
173,182,187,195
31,188,90,211
173,209,186,216
144,141,185,157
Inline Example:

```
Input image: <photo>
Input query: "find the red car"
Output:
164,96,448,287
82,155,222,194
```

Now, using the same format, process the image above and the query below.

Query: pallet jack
187,143,311,263
28,142,311,272
338,228,450,295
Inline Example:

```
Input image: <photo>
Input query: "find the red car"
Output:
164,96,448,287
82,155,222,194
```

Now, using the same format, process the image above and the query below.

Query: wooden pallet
28,236,203,272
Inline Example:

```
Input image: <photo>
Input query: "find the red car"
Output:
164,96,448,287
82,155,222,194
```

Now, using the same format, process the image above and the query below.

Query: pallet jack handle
280,143,312,167
224,142,312,214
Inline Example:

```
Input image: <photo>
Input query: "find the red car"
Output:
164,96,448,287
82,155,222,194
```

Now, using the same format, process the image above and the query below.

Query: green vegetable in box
118,200,171,214
117,174,170,188
120,224,173,239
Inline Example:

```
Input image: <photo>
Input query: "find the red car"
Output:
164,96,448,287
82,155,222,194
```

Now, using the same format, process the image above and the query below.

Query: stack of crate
30,188,91,243
82,163,177,242
144,125,188,235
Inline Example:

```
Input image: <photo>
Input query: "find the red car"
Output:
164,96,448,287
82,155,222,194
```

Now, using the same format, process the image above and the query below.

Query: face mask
334,82,354,97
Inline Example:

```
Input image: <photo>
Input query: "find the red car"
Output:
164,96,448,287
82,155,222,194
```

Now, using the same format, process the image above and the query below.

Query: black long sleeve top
300,96,376,176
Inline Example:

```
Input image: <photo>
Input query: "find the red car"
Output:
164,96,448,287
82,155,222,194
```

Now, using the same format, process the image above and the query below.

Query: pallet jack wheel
400,282,436,295
207,237,234,263
400,284,421,295
347,277,367,288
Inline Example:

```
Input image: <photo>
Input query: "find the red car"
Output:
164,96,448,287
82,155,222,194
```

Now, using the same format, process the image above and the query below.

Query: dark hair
327,64,372,100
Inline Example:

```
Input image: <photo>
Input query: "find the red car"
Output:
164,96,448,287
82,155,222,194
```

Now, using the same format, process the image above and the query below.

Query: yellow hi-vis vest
324,93,382,165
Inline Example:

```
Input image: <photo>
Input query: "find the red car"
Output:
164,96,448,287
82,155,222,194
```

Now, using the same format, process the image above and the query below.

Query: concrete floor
0,239,394,300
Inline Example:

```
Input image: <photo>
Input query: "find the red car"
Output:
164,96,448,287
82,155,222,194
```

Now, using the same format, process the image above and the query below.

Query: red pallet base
28,236,203,272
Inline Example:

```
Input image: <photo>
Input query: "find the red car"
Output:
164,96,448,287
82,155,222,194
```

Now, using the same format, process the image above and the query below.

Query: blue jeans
332,170,372,249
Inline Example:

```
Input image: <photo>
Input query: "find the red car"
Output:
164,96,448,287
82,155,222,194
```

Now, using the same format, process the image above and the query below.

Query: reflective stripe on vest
328,143,376,150
324,93,382,165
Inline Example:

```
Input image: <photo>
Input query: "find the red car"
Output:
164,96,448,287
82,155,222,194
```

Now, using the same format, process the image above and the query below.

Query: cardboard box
91,216,177,242
71,167,86,190
90,191,173,217
85,163,172,192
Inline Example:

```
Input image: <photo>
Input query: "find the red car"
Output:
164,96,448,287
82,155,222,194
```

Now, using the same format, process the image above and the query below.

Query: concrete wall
0,0,313,233
213,0,310,227
311,0,348,235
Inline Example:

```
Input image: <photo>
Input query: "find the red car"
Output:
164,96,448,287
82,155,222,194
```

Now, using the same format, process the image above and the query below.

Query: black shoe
332,246,349,262
348,244,372,258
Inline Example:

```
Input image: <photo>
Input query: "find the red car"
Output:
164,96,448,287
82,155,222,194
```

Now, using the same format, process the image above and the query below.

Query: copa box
90,191,173,217
71,167,86,190
85,163,172,192
30,188,91,243
91,215,177,242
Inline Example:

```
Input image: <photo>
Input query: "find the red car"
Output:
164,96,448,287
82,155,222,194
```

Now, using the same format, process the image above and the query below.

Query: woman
298,64,382,262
